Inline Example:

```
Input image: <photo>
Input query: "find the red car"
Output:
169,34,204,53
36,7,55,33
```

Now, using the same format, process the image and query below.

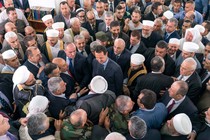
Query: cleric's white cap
169,38,180,46
183,42,199,53
173,113,192,135
2,50,17,60
163,10,174,19
42,14,53,22
142,20,154,27
12,66,30,85
52,22,65,30
28,95,49,117
90,76,108,93
46,29,59,37
194,25,205,34
131,54,145,65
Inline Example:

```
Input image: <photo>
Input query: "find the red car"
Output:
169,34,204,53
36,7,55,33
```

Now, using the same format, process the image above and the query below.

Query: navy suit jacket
107,47,131,78
60,73,75,97
164,31,181,43
13,0,29,10
54,13,76,30
98,22,107,32
143,11,156,21
92,58,123,96
23,60,39,78
81,20,103,39
58,50,91,88
160,92,201,132
141,31,163,48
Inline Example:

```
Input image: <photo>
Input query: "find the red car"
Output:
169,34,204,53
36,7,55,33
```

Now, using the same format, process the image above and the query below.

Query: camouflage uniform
61,119,93,140
108,104,129,135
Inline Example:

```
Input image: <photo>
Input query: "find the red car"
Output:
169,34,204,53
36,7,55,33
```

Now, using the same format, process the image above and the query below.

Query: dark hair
176,81,189,96
151,56,164,72
204,20,210,31
174,0,182,4
110,21,120,29
132,9,141,16
156,40,168,49
139,89,157,109
151,2,162,11
25,47,38,58
183,19,193,27
6,7,16,14
131,30,141,40
60,1,69,6
94,45,107,55
115,4,123,12
24,35,35,47
44,63,58,76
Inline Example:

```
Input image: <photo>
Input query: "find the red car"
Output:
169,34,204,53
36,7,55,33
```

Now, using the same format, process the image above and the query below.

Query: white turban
90,76,108,93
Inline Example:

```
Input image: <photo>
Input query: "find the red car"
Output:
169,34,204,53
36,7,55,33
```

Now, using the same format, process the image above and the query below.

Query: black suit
60,73,75,97
81,20,103,40
13,0,29,10
127,41,148,57
126,129,161,140
106,31,130,47
164,31,180,43
196,124,210,140
92,58,123,96
76,90,116,124
143,11,156,21
133,73,174,100
107,48,131,78
98,22,108,32
141,31,163,48
23,60,39,78
160,92,201,133
46,91,76,119
58,50,91,88
54,13,76,30
144,48,175,76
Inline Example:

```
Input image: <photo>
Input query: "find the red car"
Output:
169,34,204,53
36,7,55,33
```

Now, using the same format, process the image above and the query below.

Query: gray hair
105,132,126,140
90,41,101,52
74,34,85,43
114,38,125,48
183,57,197,71
48,77,63,93
27,113,48,135
115,95,132,113
168,18,178,28
154,18,163,26
4,31,17,42
70,17,80,26
129,116,147,139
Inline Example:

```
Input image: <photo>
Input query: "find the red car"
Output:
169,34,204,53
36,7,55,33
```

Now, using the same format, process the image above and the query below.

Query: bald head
25,26,36,38
5,22,17,33
70,109,87,128
52,57,68,72
114,38,125,55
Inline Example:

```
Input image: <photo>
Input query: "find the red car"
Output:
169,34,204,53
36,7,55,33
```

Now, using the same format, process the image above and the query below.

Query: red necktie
167,100,175,113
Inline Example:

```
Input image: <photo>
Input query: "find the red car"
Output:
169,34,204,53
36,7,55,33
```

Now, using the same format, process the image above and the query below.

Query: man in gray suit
98,11,114,33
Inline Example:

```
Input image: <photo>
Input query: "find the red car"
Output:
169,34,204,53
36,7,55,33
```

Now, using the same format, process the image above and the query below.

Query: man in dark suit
133,56,174,101
143,2,162,21
76,75,116,124
52,58,75,97
141,20,163,48
81,10,103,40
144,40,175,76
74,34,90,57
54,1,76,30
57,42,91,92
127,30,148,56
105,21,129,47
107,38,131,79
164,18,180,43
13,0,30,16
98,11,114,32
160,80,200,140
24,47,45,79
176,57,202,104
92,45,123,96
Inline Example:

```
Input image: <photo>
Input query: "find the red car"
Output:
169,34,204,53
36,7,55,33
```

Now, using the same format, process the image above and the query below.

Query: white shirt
128,21,142,31
95,11,106,20
0,8,29,25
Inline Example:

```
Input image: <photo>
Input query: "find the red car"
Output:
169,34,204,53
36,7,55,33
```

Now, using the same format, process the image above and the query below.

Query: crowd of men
0,0,210,139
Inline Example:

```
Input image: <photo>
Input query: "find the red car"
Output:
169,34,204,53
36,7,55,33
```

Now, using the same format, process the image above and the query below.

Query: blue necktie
68,58,75,76
6,132,18,140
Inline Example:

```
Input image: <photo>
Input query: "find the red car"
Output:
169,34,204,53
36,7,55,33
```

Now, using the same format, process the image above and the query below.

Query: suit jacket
196,124,210,140
107,48,131,78
141,31,163,48
164,31,180,43
13,0,29,10
92,58,123,96
46,91,76,119
76,90,116,124
133,73,174,100
58,50,91,88
143,11,156,21
60,73,75,97
127,41,148,57
54,13,76,30
23,60,39,78
98,22,107,32
160,92,201,132
106,31,130,47
144,48,175,76
126,129,161,140
81,20,103,39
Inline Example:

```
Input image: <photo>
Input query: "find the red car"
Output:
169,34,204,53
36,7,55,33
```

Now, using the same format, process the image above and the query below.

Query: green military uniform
61,119,93,140
108,104,129,135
